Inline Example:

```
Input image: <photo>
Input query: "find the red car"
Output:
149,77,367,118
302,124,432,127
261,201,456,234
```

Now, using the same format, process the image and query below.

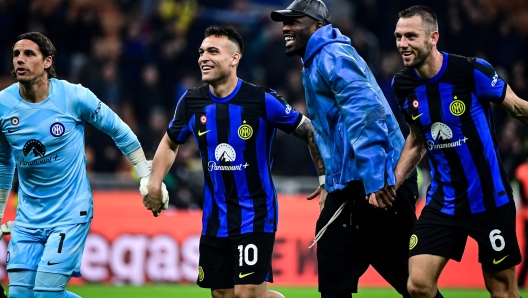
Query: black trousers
316,174,417,297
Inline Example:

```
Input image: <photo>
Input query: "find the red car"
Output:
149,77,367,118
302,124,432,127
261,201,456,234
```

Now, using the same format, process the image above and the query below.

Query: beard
284,43,306,58
408,42,433,69
284,48,296,57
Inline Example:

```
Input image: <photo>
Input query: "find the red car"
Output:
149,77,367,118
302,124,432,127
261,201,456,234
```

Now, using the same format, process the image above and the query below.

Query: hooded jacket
301,25,404,194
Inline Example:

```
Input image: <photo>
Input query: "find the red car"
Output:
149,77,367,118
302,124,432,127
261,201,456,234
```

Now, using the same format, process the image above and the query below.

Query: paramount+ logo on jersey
16,139,59,166
427,122,468,151
207,143,249,171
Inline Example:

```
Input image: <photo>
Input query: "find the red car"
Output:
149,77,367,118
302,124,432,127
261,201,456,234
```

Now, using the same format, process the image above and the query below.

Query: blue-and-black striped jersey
167,79,302,237
392,52,512,215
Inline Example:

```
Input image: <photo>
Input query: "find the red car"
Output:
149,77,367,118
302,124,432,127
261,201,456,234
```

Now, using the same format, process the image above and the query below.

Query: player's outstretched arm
501,85,528,126
368,123,425,209
145,133,180,217
394,123,425,190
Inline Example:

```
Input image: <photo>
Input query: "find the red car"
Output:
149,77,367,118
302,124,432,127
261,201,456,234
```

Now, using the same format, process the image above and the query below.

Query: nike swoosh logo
7,128,21,133
411,113,423,121
47,261,62,266
493,255,508,265
198,130,210,136
238,272,255,278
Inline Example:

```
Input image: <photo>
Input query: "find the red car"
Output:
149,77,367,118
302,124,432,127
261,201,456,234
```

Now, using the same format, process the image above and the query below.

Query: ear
315,21,324,30
430,31,439,47
43,56,52,69
231,52,241,66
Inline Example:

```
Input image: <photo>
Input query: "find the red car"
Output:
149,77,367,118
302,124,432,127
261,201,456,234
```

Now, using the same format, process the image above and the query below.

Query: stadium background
1,0,528,296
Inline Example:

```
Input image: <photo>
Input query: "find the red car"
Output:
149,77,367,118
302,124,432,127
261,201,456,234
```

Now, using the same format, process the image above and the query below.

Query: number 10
238,244,258,266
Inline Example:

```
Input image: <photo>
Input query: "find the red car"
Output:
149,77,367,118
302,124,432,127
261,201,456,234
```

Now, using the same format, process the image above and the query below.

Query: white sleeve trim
0,188,9,221
295,115,307,130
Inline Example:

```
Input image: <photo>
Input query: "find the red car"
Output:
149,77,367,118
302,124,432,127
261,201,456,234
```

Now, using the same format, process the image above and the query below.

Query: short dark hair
398,5,438,33
204,26,244,54
11,32,57,78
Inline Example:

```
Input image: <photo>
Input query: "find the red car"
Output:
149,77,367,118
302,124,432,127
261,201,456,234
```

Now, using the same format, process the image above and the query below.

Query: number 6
489,229,505,252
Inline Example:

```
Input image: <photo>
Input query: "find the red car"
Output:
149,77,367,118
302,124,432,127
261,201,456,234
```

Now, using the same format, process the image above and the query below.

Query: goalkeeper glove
0,221,14,240
137,160,169,214
139,176,169,211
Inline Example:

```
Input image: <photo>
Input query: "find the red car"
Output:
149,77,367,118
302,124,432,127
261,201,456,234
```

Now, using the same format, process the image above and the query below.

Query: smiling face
282,16,321,57
12,39,52,83
394,16,437,69
198,35,240,85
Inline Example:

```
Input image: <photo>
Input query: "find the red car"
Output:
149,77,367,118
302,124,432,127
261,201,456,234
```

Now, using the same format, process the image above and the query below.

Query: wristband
134,160,151,178
318,175,325,186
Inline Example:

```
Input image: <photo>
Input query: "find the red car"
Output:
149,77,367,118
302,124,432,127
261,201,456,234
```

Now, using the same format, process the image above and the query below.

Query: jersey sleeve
0,132,14,190
167,91,192,144
263,90,302,134
391,76,412,123
472,58,507,104
76,85,140,155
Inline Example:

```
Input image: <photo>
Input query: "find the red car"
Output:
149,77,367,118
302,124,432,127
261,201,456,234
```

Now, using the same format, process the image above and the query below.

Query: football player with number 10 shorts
144,26,324,298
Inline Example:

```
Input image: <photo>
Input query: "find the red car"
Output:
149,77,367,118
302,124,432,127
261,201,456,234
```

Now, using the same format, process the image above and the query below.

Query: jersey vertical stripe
204,104,222,237
255,117,276,233
228,104,253,235
217,103,243,236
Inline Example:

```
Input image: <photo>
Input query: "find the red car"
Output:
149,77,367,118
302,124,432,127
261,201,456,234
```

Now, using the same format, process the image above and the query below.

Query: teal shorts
6,221,91,277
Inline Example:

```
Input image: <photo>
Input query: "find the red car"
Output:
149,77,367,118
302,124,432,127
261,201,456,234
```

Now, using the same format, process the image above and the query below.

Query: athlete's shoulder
226,80,267,104
0,82,21,110
466,56,497,77
391,68,416,99
444,53,494,85
241,80,266,94
446,52,490,68
185,83,209,99
443,53,489,77
392,67,415,85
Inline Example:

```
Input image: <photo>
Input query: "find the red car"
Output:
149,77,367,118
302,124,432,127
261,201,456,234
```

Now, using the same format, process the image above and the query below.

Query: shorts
197,232,275,289
316,173,418,296
7,221,91,277
409,202,521,272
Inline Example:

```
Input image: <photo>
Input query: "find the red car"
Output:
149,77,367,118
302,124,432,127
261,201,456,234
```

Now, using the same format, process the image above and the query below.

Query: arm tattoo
293,118,325,176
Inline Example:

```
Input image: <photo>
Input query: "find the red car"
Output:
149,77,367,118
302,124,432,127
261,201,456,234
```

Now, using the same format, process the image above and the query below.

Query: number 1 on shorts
58,233,66,253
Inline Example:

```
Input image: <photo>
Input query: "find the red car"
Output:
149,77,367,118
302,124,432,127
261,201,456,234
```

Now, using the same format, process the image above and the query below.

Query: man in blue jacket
271,1,424,298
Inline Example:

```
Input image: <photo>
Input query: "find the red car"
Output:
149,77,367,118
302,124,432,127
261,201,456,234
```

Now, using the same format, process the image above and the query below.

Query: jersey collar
413,51,448,84
209,78,242,103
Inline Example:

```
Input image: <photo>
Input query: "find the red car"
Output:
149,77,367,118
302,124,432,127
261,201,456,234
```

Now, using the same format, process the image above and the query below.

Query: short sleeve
167,91,192,144
391,76,412,123
264,89,302,134
472,58,507,104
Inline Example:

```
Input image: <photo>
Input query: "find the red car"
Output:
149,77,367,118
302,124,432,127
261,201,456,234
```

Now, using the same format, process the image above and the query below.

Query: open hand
307,186,328,212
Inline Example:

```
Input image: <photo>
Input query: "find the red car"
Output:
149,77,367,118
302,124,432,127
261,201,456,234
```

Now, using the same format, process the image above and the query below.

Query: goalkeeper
0,32,157,298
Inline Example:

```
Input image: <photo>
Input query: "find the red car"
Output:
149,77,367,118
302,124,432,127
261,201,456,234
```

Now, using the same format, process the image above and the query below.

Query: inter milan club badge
200,114,207,125
50,122,65,137
412,99,419,109
11,117,19,126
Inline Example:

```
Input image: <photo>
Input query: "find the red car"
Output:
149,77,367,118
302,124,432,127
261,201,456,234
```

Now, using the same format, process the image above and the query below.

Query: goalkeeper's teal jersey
0,79,140,228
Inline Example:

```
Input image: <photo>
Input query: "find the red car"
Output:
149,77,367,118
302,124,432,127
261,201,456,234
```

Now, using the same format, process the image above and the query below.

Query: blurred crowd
2,0,528,209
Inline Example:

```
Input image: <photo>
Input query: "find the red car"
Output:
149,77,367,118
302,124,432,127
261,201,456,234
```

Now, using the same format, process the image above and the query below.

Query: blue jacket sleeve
0,132,15,190
322,56,394,194
76,85,141,155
